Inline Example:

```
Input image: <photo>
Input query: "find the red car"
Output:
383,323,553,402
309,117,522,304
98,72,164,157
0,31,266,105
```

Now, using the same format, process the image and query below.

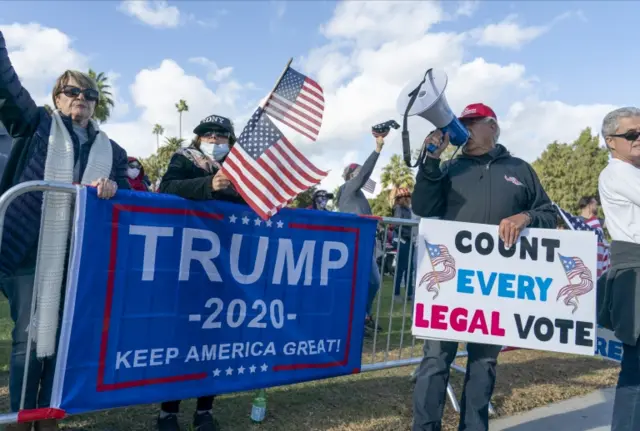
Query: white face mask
127,168,140,179
201,142,230,161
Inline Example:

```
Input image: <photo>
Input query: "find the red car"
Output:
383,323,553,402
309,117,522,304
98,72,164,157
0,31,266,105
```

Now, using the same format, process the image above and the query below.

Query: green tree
152,124,165,151
175,99,189,139
290,186,317,209
369,189,393,217
44,104,53,114
532,127,609,214
88,69,114,123
381,154,415,190
141,136,185,184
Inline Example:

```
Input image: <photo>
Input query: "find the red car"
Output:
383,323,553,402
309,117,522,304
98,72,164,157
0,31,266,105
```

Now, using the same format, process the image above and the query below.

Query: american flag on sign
419,241,457,299
557,254,594,313
264,67,324,141
222,107,328,220
554,203,610,277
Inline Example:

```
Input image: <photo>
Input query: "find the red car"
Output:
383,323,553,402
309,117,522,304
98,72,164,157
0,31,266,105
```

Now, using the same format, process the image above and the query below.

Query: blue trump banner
51,188,376,414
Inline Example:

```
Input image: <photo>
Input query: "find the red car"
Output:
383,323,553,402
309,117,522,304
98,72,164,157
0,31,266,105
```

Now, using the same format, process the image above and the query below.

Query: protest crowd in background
0,24,638,431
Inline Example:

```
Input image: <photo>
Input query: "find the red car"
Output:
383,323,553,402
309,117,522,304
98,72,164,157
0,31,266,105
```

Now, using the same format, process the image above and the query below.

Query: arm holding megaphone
422,130,450,160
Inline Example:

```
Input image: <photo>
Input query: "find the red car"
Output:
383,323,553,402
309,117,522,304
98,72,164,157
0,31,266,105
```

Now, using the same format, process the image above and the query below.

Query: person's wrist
522,212,532,227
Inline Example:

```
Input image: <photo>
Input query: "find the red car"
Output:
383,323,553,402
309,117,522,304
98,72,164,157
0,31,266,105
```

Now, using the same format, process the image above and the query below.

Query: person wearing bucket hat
157,114,246,431
411,103,557,431
392,188,415,301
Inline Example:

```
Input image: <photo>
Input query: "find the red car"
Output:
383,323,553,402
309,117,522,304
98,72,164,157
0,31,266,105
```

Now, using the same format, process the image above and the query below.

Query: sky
0,0,633,193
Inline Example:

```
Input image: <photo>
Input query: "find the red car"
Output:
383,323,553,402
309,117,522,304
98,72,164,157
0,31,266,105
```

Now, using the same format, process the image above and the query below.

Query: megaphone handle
426,143,438,153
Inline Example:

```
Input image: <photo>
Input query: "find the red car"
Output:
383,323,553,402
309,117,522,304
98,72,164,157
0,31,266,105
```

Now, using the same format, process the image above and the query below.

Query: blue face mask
201,143,230,161
213,143,230,161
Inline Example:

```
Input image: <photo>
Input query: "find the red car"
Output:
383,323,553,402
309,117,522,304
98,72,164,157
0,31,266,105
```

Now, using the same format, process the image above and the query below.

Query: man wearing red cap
411,103,557,431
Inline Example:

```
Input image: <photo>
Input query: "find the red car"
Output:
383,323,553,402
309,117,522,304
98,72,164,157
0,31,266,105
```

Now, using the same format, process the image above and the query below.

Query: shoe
157,414,181,431
34,420,57,431
193,412,220,431
5,423,32,431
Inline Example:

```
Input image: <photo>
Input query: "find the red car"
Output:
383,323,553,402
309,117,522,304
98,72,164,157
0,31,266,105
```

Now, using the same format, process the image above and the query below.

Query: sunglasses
60,85,99,102
201,130,231,138
128,162,141,169
609,130,640,142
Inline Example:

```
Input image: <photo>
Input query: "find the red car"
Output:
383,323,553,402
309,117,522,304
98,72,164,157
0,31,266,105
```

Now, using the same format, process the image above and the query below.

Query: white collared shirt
599,157,640,244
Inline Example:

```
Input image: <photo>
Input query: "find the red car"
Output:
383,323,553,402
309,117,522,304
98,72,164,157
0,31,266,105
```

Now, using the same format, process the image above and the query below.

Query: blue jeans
394,240,415,298
1,265,57,411
365,251,381,317
612,337,640,430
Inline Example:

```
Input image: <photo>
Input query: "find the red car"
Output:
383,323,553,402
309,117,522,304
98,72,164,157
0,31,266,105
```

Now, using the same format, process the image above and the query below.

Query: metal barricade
0,182,496,426
0,181,77,425
359,216,495,416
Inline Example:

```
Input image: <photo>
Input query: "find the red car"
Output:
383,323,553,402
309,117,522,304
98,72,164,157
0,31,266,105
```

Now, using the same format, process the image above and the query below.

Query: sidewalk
489,388,614,431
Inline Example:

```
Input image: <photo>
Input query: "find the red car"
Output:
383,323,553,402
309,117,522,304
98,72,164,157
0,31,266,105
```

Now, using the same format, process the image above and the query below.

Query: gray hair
601,107,640,138
482,117,500,144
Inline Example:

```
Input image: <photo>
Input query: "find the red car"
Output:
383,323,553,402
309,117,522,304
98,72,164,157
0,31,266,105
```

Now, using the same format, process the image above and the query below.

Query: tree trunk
179,112,182,139
156,134,159,151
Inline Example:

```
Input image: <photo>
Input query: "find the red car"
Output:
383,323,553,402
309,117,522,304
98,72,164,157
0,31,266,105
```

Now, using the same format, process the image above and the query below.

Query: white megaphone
396,68,469,165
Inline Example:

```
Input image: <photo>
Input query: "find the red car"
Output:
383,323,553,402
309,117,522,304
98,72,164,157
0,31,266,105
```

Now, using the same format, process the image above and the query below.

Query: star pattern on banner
226,213,283,228
212,363,270,378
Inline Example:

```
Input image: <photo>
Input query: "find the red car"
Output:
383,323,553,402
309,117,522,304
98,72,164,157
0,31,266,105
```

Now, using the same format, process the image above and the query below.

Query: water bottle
250,388,267,423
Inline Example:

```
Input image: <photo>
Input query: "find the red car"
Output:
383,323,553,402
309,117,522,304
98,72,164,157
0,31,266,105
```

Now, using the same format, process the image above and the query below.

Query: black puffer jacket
412,144,557,228
159,146,245,204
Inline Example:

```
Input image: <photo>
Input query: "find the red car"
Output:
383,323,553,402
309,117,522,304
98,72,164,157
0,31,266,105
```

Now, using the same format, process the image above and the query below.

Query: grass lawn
0,277,619,430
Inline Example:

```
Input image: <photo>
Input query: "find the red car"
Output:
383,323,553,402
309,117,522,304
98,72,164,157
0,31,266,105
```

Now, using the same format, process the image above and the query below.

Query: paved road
490,388,614,431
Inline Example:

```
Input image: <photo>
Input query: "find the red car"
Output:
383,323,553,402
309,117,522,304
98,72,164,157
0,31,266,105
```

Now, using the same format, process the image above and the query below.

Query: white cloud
470,14,547,49
103,59,258,158
456,1,480,17
118,0,181,28
0,22,88,105
189,57,234,82
294,1,616,193
105,71,130,120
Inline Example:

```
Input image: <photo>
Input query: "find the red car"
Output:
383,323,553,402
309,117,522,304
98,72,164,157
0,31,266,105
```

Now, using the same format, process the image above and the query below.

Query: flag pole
260,57,293,109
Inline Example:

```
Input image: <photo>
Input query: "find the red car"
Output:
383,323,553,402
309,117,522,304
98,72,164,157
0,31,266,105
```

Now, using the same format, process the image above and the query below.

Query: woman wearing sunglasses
0,31,130,431
157,114,244,431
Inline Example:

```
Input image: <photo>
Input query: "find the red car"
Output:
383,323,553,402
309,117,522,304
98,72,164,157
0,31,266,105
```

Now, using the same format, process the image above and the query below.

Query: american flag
557,254,594,313
222,107,328,220
264,67,324,142
363,179,376,194
419,241,457,299
554,204,610,277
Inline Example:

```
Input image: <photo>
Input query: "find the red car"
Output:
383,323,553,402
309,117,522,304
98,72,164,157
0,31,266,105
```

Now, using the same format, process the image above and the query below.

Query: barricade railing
0,183,502,425
359,216,495,416
0,181,78,424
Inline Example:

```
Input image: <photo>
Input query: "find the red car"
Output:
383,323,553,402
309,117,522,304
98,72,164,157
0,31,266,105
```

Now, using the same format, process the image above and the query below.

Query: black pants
161,396,215,413
413,340,501,431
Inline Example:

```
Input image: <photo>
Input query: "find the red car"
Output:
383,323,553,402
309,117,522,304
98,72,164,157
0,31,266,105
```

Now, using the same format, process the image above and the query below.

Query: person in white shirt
598,106,640,431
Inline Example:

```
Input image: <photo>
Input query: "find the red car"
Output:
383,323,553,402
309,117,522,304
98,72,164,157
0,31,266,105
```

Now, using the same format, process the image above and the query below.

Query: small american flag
554,204,610,277
557,254,594,313
264,67,324,141
222,107,328,220
419,241,457,299
363,178,376,194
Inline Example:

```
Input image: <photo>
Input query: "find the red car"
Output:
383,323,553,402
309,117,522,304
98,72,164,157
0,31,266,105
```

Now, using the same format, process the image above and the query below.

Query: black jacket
159,149,245,204
597,240,640,346
412,144,556,228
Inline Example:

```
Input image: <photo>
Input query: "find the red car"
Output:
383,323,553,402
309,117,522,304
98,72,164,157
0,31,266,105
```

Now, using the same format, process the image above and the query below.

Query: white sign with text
412,219,598,356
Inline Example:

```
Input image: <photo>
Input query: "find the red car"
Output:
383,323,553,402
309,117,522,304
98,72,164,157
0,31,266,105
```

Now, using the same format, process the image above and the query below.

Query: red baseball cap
458,103,497,121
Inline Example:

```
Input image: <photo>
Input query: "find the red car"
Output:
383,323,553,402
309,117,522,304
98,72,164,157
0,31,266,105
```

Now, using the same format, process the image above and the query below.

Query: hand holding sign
498,213,531,248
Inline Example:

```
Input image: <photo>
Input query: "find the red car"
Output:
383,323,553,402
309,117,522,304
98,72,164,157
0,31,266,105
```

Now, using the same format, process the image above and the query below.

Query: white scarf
32,110,113,358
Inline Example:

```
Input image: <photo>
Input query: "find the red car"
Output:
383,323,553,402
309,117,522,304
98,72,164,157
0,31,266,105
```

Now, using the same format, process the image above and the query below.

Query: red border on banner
95,204,363,390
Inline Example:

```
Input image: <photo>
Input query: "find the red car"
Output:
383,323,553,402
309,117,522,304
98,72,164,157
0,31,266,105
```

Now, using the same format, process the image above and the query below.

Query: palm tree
381,154,415,190
175,99,189,139
87,69,115,123
141,136,185,184
152,124,165,151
